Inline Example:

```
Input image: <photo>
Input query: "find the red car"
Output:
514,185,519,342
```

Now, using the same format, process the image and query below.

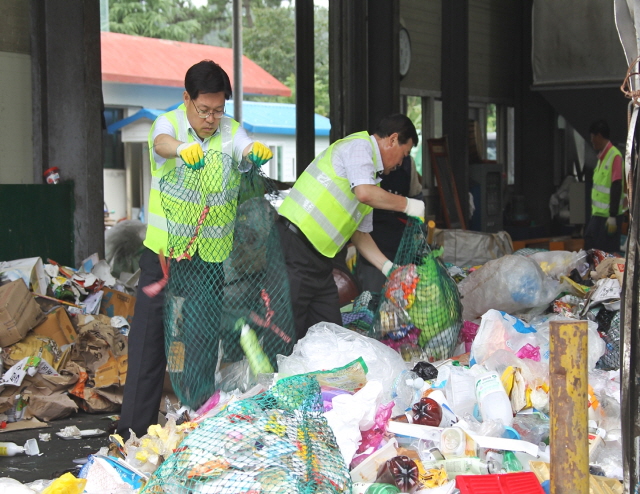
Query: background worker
277,113,424,338
584,119,626,253
355,154,423,293
117,60,272,440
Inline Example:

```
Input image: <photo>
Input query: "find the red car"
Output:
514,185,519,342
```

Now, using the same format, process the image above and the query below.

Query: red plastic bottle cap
43,167,60,184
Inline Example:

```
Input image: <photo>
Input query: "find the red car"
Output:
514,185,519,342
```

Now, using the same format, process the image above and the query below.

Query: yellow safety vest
591,144,627,217
143,105,241,262
279,131,380,258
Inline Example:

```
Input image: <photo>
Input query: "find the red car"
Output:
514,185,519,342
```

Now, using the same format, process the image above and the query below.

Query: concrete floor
1,411,116,485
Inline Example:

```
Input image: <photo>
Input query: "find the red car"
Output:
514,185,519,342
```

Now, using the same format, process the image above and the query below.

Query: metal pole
549,320,589,494
233,0,242,124
295,0,314,177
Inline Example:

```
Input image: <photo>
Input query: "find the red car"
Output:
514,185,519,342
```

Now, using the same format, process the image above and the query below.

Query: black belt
279,215,322,255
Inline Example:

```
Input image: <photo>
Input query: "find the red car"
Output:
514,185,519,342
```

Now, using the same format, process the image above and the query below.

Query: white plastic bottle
588,420,606,461
474,369,513,427
0,441,25,456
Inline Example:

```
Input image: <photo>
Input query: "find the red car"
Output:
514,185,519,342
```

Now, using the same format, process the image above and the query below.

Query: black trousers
117,248,167,440
276,218,342,340
584,214,623,253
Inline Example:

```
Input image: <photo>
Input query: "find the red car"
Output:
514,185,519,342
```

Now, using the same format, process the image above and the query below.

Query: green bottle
503,450,523,472
365,484,401,494
240,324,274,375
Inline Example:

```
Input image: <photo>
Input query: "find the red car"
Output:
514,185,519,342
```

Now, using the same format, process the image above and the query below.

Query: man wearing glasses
118,60,272,440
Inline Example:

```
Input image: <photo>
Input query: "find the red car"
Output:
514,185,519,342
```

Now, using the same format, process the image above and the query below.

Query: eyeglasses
191,100,225,119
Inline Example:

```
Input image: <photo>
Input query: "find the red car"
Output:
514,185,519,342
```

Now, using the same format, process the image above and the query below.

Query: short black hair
589,119,610,139
374,113,419,147
184,60,232,100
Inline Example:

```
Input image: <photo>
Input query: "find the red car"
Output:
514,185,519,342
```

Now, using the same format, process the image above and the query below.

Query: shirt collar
597,141,612,161
370,135,384,180
187,121,220,142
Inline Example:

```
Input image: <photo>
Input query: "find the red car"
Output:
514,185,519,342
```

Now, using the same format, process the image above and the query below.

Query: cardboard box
100,288,136,324
32,307,78,348
0,279,44,347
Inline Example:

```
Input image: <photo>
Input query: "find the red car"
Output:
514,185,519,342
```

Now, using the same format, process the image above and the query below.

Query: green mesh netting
142,375,351,493
160,151,296,409
372,218,463,361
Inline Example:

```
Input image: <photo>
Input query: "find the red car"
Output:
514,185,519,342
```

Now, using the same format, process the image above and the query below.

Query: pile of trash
0,238,626,493
0,254,136,425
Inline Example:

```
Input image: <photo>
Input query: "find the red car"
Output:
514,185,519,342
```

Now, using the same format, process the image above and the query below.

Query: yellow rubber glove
177,142,205,170
247,142,273,167
605,216,617,236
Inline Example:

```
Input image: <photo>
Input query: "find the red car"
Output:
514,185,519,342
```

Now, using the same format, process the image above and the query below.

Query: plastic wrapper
374,299,415,341
529,250,589,279
385,264,419,310
470,310,550,366
277,322,407,403
462,413,506,438
458,255,561,321
529,313,606,370
351,401,395,469
512,412,550,445
41,473,87,494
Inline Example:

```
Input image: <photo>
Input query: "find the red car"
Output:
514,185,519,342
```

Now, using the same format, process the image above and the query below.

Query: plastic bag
458,255,561,321
529,250,589,279
41,473,87,494
529,313,605,370
277,322,407,402
470,310,550,366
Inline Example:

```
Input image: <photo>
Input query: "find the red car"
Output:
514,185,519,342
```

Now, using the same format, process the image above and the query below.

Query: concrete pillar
441,0,469,223
31,0,104,264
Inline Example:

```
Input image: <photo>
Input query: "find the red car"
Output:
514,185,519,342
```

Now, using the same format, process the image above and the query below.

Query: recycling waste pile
0,223,626,491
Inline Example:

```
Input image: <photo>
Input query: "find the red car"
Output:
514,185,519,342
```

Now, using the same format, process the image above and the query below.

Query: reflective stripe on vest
143,106,240,262
278,131,379,257
591,144,627,217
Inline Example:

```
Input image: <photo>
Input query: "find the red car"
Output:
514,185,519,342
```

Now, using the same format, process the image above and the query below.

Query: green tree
109,0,231,44
108,0,331,116
243,6,296,82
244,5,330,117
109,0,202,40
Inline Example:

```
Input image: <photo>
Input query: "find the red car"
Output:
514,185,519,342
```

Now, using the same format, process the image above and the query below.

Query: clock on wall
399,26,411,78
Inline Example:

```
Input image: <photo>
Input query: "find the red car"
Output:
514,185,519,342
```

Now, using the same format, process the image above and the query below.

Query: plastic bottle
239,324,274,375
588,420,606,461
391,370,424,415
474,369,514,427
0,441,25,456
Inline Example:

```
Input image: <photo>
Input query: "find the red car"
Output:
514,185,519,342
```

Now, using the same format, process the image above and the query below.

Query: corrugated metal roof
101,32,291,97
107,100,331,136
226,100,330,136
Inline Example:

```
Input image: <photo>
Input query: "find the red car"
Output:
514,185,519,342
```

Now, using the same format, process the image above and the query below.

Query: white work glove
381,260,396,277
403,197,425,221
605,216,617,236
177,142,205,170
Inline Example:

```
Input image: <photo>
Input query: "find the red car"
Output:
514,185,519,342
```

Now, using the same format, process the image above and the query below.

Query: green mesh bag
160,151,296,409
372,218,463,361
142,375,351,493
